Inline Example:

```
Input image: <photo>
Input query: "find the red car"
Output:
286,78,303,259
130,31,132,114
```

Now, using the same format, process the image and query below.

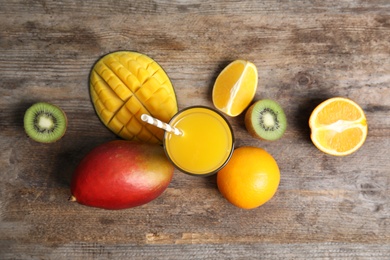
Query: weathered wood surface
1,0,390,259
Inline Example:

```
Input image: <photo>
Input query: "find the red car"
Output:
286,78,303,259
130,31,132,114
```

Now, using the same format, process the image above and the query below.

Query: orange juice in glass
163,106,234,176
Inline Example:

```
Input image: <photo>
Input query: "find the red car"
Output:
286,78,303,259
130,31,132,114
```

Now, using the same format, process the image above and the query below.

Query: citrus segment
212,60,258,117
309,97,368,156
217,146,280,209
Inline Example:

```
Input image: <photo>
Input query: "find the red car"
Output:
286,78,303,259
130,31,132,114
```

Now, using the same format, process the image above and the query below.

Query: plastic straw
141,114,183,136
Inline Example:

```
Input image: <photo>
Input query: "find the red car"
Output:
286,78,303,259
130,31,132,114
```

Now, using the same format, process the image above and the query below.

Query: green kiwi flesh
24,102,67,143
245,99,287,141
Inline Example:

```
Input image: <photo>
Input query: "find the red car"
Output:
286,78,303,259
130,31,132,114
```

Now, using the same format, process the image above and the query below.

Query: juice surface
164,107,234,175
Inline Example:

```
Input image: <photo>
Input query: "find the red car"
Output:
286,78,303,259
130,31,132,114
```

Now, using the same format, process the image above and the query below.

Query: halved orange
212,60,258,117
309,97,368,156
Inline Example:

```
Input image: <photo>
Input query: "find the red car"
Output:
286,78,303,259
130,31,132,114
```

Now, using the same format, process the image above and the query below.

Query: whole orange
217,146,280,209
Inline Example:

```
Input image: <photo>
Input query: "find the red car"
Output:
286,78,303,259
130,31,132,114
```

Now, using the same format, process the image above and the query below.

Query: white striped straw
141,114,183,136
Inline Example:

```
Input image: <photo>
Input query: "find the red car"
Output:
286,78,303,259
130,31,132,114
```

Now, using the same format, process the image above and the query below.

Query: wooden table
1,1,390,259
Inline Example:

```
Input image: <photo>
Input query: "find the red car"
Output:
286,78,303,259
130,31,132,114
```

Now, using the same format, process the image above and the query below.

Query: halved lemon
309,97,368,156
212,60,258,117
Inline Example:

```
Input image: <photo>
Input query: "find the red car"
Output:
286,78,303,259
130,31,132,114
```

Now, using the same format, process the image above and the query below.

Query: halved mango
90,51,178,144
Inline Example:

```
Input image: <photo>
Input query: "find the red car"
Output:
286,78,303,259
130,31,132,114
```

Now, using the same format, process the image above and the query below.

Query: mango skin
70,140,174,210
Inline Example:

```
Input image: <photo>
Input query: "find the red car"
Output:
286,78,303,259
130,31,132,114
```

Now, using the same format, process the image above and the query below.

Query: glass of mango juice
163,106,234,176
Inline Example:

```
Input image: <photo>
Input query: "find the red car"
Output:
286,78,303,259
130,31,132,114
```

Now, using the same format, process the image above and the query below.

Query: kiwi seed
244,99,287,141
23,102,67,143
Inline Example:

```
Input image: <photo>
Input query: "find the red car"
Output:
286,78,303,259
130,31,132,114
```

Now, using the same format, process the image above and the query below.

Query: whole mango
70,140,174,210
90,51,178,144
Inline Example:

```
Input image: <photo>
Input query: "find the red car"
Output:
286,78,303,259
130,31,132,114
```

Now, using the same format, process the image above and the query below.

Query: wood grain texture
1,0,390,259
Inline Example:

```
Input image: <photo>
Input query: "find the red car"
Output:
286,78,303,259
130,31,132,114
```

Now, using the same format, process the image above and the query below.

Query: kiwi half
245,99,287,141
24,102,67,143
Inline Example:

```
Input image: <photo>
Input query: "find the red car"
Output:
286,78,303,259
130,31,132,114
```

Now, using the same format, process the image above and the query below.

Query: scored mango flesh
90,51,178,144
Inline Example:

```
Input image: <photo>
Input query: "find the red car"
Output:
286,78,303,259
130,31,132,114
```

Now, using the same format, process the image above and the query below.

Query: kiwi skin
23,102,67,143
244,99,287,141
